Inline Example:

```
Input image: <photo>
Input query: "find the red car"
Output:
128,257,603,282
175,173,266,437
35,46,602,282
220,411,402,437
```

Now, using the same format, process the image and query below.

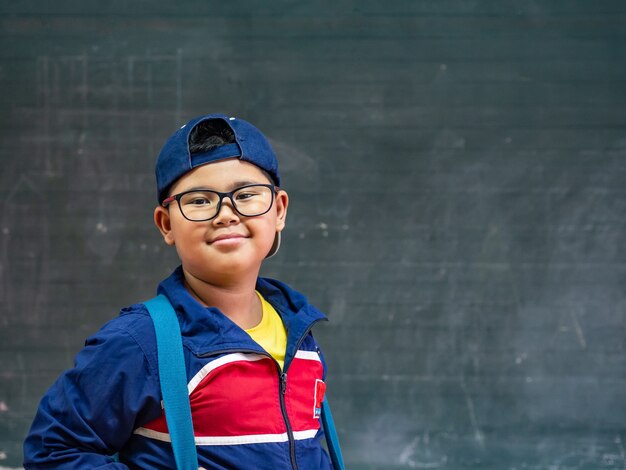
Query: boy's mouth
208,233,247,244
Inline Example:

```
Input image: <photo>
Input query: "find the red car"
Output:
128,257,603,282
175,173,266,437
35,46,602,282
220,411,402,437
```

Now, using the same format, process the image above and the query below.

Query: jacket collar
156,266,327,362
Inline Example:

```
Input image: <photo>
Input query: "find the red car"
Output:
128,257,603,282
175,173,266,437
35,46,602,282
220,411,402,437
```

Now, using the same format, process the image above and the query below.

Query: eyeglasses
162,184,277,222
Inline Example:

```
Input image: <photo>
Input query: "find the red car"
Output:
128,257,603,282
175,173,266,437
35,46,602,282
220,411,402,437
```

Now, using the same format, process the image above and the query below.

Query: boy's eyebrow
230,180,268,188
179,181,270,193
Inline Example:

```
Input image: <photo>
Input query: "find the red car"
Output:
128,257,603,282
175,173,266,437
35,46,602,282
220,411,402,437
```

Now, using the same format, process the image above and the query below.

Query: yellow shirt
245,292,288,370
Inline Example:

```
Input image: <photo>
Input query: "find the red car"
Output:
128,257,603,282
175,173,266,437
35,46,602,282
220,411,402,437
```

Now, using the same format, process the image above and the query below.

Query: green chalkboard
1,1,625,468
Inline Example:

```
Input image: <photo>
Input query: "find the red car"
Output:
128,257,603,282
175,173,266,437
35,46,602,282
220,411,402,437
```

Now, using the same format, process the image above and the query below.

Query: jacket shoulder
84,302,157,373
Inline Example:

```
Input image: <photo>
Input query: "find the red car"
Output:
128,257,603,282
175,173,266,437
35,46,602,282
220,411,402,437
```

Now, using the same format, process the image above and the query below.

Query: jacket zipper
197,318,325,470
280,370,298,469
278,318,325,470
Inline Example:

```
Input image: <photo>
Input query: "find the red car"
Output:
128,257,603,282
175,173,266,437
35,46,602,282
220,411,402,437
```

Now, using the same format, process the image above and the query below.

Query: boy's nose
212,199,240,225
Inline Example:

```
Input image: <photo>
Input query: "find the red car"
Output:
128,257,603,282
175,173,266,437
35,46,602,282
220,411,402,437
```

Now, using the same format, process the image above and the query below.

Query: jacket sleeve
23,315,161,469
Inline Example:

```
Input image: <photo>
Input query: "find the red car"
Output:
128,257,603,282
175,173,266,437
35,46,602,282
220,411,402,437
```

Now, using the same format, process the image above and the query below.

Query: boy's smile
209,232,247,246
154,158,288,287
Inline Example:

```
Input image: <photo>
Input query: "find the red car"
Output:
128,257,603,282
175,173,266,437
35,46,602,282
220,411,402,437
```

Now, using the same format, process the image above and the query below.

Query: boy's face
154,159,288,285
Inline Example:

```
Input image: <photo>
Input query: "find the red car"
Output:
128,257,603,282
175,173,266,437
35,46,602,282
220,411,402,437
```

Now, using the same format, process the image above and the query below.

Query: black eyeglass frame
161,183,278,222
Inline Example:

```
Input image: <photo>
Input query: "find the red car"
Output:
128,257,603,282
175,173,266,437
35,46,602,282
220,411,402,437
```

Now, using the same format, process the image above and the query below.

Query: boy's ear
274,189,289,232
154,206,175,245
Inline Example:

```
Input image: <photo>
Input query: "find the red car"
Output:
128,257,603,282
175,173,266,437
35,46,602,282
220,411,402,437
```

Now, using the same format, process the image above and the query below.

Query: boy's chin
182,257,264,283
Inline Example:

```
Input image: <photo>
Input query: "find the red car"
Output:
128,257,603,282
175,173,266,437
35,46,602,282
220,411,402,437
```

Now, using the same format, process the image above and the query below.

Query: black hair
188,119,236,154
186,117,277,186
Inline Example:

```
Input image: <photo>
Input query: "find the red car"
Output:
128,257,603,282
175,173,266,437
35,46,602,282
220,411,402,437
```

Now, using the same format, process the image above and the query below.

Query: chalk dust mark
398,433,448,469
80,53,88,129
146,49,153,106
570,308,587,349
176,48,183,124
614,434,626,468
0,175,49,326
460,380,485,448
398,435,421,466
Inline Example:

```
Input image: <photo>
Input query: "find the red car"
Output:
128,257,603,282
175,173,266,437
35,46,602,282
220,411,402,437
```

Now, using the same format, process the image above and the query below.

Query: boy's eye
181,193,216,206
190,198,210,205
235,191,260,201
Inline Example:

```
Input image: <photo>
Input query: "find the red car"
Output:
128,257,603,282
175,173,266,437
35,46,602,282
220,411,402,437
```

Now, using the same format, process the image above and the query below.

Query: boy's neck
182,268,262,330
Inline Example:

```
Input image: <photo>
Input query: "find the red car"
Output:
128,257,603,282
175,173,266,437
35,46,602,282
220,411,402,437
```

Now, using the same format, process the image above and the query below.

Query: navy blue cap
155,113,281,203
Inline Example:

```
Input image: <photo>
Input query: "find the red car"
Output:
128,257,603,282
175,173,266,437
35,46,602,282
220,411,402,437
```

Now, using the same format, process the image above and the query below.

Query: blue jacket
24,267,332,469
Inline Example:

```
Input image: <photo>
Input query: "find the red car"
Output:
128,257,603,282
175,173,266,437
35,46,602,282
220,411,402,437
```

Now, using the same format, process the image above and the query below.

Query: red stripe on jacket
139,350,325,441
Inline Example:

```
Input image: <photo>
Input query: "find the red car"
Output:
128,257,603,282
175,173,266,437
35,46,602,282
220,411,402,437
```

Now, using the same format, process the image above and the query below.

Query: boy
24,114,334,469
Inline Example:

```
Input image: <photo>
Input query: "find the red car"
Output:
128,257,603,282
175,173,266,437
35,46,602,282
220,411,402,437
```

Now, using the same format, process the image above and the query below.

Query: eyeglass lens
178,185,273,221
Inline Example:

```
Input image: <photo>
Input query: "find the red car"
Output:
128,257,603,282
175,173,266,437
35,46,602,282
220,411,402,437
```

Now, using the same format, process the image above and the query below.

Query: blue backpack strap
321,397,345,470
144,295,198,470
